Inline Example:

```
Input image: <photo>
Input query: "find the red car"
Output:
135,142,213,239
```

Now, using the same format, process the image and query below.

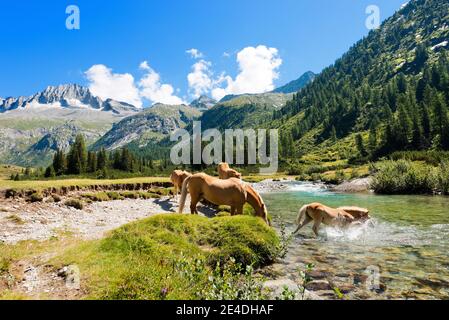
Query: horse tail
297,204,309,225
178,176,192,214
292,204,309,234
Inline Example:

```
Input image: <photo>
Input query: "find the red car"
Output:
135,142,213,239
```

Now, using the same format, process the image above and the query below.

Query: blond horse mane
244,184,270,225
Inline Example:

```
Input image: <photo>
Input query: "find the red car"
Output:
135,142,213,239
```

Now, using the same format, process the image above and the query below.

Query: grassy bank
371,160,449,195
1,214,279,300
0,173,293,192
0,176,171,191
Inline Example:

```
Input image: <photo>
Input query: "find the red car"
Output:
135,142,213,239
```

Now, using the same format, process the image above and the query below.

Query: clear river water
262,181,449,300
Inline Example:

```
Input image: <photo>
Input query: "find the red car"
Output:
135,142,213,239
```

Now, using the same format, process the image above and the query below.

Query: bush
52,194,62,203
106,192,124,200
82,192,110,202
28,192,43,203
389,150,449,166
120,191,139,199
371,160,436,194
138,192,160,199
65,199,84,210
437,161,449,195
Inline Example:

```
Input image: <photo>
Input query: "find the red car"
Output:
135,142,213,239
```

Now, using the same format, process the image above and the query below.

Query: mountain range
3,0,447,172
0,84,140,166
0,70,314,167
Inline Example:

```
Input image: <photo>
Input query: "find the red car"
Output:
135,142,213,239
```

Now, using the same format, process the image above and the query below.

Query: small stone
306,280,332,291
307,270,330,280
353,274,368,285
312,290,336,298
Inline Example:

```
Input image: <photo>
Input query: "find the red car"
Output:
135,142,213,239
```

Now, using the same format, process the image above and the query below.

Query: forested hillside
272,0,449,162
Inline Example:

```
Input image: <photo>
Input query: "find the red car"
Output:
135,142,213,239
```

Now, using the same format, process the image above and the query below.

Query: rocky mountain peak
190,95,216,110
0,84,140,114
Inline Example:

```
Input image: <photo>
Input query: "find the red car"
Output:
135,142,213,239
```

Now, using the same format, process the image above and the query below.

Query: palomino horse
170,170,192,198
178,173,270,225
337,206,370,222
293,202,360,237
218,162,242,180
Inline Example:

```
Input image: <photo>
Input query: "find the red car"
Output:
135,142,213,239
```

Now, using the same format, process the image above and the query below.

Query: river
262,181,449,300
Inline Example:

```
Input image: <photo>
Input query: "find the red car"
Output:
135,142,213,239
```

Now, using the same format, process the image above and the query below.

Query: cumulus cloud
186,48,204,59
186,45,282,101
138,61,186,105
212,45,282,101
187,59,215,98
85,61,185,107
85,64,142,107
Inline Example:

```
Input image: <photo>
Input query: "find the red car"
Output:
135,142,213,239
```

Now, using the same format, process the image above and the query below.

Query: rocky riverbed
0,196,210,244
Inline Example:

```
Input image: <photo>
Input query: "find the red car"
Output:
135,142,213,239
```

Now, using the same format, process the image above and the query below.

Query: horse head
245,184,270,225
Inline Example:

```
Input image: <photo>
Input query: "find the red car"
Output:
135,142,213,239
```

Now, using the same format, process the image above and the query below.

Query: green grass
49,214,278,300
0,165,24,180
0,176,170,191
65,199,84,210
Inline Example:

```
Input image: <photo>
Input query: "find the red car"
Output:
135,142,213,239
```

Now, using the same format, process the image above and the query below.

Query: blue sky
0,0,406,105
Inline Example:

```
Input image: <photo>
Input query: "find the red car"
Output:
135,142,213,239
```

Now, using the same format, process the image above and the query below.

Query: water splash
321,219,449,248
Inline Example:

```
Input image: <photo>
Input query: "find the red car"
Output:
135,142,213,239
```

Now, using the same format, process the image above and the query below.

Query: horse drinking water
178,173,270,225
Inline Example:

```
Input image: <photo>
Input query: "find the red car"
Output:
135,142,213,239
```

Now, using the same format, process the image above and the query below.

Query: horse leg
190,194,200,215
312,218,322,237
230,206,236,216
236,205,243,216
293,215,313,234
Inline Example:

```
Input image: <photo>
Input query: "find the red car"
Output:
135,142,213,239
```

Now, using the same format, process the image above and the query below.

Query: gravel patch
0,197,189,244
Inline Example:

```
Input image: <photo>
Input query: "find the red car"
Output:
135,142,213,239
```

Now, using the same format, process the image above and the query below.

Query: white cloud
186,48,204,59
138,62,186,105
187,59,214,98
212,45,282,101
185,45,282,101
85,64,142,108
85,62,185,107
87,45,281,106
139,61,151,71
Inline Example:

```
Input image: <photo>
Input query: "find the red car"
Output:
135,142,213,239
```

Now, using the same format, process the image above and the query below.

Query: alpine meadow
1,0,449,304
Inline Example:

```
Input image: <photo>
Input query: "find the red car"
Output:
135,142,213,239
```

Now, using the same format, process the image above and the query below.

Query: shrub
106,192,124,200
52,194,62,203
437,161,449,195
138,192,160,199
371,160,436,194
82,192,110,202
120,191,139,199
65,199,84,210
29,192,43,203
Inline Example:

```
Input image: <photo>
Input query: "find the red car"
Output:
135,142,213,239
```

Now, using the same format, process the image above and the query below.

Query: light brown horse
178,173,269,225
170,170,192,198
337,206,370,222
218,162,242,180
293,203,356,237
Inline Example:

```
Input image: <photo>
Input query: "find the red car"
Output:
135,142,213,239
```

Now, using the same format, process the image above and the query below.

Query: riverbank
0,179,326,300
0,214,279,300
